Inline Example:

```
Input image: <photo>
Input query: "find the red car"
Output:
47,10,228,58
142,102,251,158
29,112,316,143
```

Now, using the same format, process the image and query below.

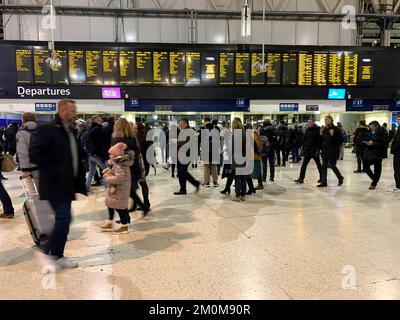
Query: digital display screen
219,52,235,85
33,49,51,84
68,49,86,84
328,52,343,86
267,53,282,85
103,49,119,85
136,51,153,85
169,51,185,85
282,53,297,85
328,88,346,100
358,55,374,85
102,87,121,99
186,52,201,86
313,52,328,86
235,53,250,85
153,51,169,85
86,49,103,85
201,52,218,86
119,50,136,85
51,50,69,85
251,53,266,85
298,52,313,86
16,48,33,84
343,52,358,86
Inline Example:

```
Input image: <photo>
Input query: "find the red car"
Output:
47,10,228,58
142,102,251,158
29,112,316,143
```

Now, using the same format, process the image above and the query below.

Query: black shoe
246,189,256,195
0,214,14,219
174,191,187,195
317,179,322,184
269,178,275,182
294,179,304,184
171,174,175,178
338,177,344,186
353,170,362,173
1,176,8,180
369,184,377,190
220,189,231,195
317,183,328,188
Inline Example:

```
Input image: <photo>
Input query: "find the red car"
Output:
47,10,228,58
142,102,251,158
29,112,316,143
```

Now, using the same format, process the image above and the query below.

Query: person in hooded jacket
363,121,389,190
16,113,39,187
4,122,19,156
295,119,322,184
318,115,344,188
352,120,369,173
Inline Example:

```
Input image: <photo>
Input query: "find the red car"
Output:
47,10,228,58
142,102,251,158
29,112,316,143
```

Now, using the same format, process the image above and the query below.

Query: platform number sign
279,103,299,112
35,102,56,112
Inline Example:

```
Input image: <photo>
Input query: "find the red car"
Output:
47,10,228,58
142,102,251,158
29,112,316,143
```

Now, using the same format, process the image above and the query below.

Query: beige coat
105,150,134,210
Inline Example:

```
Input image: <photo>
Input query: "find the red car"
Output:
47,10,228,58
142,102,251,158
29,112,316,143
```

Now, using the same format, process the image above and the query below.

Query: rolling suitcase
21,176,55,245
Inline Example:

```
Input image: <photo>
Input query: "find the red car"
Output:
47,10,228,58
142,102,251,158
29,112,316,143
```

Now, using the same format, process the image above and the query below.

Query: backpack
259,135,271,154
81,128,96,154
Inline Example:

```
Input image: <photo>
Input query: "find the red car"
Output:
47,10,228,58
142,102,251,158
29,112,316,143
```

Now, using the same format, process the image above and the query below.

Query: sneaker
0,213,14,219
56,257,79,269
35,251,57,271
220,189,231,195
213,182,219,188
369,184,376,190
389,188,400,192
294,179,304,184
100,220,113,232
113,225,129,235
317,183,328,188
202,183,210,188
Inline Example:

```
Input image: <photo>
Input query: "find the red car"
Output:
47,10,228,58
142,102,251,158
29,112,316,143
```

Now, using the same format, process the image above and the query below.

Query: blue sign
328,88,346,100
280,103,299,112
346,99,396,112
35,102,56,112
124,98,140,111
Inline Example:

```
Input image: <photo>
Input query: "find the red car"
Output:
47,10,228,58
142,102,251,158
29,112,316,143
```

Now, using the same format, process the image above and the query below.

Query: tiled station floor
1,150,400,300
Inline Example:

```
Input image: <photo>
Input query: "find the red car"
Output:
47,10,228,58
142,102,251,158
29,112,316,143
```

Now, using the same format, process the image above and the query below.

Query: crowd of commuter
1,99,400,271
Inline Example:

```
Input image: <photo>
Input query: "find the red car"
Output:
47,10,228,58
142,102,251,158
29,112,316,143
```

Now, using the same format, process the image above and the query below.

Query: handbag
1,154,16,172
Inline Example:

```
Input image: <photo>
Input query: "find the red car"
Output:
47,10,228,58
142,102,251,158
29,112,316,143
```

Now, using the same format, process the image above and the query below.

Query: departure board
313,52,328,86
136,51,153,85
201,52,218,86
235,53,250,85
119,50,136,85
358,55,374,85
251,53,266,85
51,50,68,85
186,52,201,86
169,51,185,85
33,49,51,84
16,48,33,84
86,50,103,85
267,53,282,85
219,52,235,85
343,53,358,86
102,49,118,85
282,53,297,86
68,49,86,84
328,52,343,86
298,52,313,86
153,51,169,85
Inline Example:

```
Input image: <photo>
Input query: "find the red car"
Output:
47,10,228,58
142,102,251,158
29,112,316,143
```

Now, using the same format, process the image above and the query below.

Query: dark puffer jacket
365,127,389,161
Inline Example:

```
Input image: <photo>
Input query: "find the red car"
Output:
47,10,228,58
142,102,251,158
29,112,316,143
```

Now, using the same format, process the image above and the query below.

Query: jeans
204,164,218,184
320,157,343,185
364,159,383,186
42,200,72,259
108,207,130,225
261,153,275,181
86,155,107,191
394,155,400,189
0,179,14,215
235,175,247,197
299,154,322,181
291,147,300,162
177,162,199,192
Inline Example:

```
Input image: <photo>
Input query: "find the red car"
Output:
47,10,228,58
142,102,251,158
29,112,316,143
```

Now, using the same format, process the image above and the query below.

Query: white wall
3,0,357,45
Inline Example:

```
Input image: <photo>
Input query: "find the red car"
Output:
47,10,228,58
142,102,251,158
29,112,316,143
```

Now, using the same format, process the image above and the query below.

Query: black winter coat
88,123,107,159
365,127,389,161
4,126,18,153
391,128,400,156
353,127,369,154
321,125,343,160
259,125,277,152
302,125,322,157
30,116,87,201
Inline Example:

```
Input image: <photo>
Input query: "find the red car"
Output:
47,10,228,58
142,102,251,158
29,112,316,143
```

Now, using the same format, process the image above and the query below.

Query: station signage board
35,102,56,112
279,103,299,112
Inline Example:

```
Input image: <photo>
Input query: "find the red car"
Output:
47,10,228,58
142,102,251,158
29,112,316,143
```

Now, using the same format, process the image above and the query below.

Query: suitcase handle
20,176,39,199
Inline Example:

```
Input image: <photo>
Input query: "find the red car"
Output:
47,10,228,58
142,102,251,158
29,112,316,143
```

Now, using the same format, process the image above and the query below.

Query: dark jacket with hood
321,125,343,160
302,125,322,157
4,125,18,153
353,126,370,154
365,127,389,161
88,122,107,160
30,115,87,201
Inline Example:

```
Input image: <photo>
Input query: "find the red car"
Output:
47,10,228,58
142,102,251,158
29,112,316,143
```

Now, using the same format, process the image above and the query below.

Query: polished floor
1,150,400,300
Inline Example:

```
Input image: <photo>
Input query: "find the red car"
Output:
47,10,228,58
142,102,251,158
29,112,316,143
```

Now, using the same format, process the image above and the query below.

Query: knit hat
108,142,127,157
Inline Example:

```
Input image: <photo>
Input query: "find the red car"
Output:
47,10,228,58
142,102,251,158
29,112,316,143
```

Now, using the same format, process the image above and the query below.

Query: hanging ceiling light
241,0,251,38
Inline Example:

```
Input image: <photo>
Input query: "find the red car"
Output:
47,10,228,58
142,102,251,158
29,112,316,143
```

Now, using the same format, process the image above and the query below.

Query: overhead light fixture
241,0,251,38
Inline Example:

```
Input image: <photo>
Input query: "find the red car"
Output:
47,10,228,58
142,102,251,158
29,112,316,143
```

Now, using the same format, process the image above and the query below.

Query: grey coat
16,121,38,172
105,150,134,210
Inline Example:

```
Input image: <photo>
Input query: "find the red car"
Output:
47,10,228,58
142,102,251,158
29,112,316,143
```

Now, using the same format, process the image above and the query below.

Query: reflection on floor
1,150,400,300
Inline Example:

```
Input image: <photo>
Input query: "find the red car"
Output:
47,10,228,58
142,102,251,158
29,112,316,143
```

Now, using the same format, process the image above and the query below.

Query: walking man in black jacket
30,99,87,270
295,119,322,184
390,114,400,191
317,115,344,188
